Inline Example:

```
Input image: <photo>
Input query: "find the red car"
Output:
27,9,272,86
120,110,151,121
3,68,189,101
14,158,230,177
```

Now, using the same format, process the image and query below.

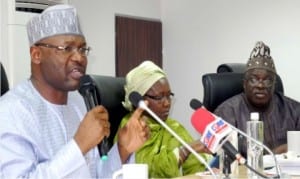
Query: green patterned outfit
115,113,209,178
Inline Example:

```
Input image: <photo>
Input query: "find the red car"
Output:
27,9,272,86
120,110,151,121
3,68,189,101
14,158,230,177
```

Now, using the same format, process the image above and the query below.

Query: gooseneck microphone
78,75,109,161
190,99,236,177
129,91,217,179
190,99,245,165
189,98,282,178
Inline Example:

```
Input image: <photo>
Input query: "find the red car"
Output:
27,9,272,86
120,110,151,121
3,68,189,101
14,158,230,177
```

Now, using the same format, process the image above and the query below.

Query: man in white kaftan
0,80,133,178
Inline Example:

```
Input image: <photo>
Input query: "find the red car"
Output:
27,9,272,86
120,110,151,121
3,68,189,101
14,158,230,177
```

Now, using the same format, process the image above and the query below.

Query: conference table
176,165,300,179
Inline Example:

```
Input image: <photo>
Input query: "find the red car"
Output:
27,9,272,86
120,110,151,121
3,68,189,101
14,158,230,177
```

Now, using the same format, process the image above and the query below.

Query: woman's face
143,78,173,121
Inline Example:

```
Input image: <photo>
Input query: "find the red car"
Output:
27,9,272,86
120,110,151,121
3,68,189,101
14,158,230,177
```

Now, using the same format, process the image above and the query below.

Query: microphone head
190,99,203,110
78,75,94,94
191,108,215,134
79,74,93,85
129,91,143,108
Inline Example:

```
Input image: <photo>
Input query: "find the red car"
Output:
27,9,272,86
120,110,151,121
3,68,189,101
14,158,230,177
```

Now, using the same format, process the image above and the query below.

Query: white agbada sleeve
0,81,98,178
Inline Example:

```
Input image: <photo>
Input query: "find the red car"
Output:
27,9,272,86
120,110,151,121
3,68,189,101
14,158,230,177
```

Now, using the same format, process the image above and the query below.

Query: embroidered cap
27,4,84,46
246,41,276,74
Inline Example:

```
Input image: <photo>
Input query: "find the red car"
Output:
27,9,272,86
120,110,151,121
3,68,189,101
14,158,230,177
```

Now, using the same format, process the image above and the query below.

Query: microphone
129,92,217,179
190,98,282,178
78,75,109,161
190,99,238,176
190,101,246,165
190,98,203,110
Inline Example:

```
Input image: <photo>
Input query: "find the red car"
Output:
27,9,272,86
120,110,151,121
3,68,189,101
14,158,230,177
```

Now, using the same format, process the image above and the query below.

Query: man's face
243,68,276,108
33,34,88,92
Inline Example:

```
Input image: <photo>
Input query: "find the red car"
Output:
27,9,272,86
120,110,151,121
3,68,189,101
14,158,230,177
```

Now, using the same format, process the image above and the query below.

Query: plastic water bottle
247,112,264,179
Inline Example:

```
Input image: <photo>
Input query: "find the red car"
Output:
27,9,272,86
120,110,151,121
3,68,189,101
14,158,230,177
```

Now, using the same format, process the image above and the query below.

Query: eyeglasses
35,43,91,57
144,92,174,103
246,76,274,88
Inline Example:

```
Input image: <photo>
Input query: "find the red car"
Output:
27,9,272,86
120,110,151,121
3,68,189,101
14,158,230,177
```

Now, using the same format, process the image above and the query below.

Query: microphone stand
138,101,217,179
222,152,231,179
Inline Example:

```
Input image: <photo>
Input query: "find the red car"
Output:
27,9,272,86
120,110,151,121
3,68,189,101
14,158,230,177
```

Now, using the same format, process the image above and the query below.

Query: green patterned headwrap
123,61,166,111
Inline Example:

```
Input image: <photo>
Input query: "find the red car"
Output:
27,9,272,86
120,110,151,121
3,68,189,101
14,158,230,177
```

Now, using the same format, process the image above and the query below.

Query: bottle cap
250,112,259,121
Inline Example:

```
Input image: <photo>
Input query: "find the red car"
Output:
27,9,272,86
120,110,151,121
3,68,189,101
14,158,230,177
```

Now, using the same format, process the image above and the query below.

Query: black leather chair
89,74,128,150
1,62,9,96
202,63,284,112
202,73,244,112
217,63,247,73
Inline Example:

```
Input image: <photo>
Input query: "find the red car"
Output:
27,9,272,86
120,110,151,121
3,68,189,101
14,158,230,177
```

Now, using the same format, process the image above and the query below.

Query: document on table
264,152,300,176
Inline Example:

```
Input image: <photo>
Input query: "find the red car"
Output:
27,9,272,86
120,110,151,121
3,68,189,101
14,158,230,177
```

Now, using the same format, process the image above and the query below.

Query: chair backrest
202,63,285,112
1,62,9,96
89,74,128,149
202,73,244,112
217,63,247,73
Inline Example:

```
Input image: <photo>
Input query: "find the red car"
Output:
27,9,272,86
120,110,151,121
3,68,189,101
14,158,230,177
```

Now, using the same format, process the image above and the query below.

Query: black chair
202,73,244,112
217,63,247,73
89,74,128,150
202,63,284,112
1,62,9,96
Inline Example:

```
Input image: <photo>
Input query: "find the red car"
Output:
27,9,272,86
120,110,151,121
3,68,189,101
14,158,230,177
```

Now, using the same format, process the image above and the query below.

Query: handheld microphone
190,98,282,178
129,92,217,179
78,75,109,161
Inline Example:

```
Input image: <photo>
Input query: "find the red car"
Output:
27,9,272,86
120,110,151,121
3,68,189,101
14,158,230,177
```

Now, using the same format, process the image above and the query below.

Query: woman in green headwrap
114,60,212,178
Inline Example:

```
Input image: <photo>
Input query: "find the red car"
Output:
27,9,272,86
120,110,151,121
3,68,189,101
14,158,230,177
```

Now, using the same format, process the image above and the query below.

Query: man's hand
272,144,287,154
74,106,110,154
118,105,150,163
